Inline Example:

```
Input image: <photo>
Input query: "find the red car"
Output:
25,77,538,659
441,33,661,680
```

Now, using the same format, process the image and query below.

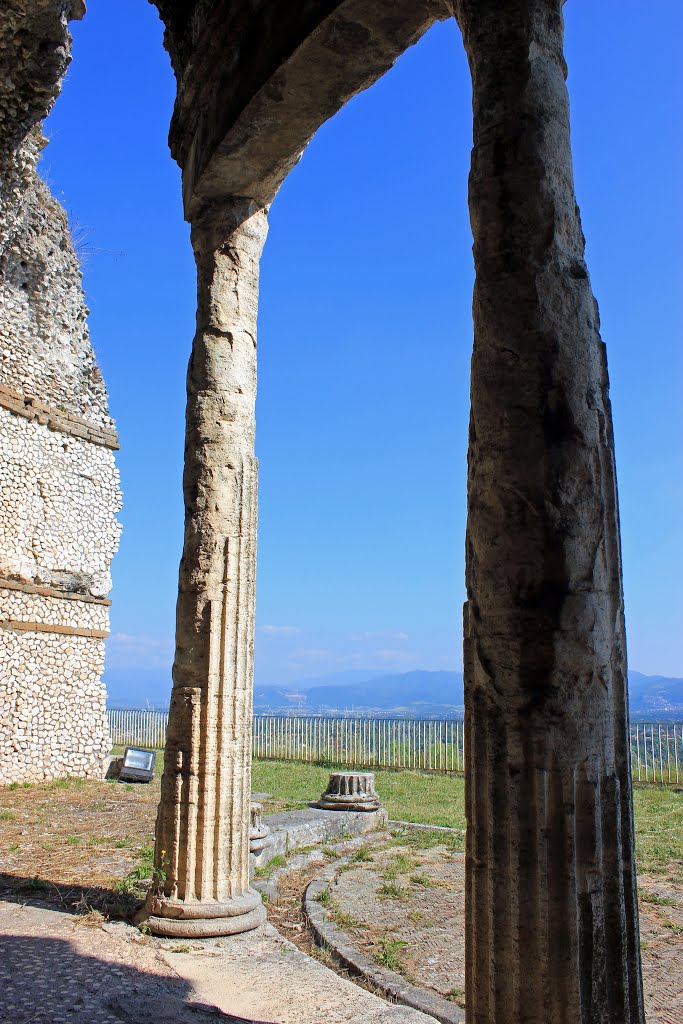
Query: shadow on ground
0,870,143,921
0,889,276,1024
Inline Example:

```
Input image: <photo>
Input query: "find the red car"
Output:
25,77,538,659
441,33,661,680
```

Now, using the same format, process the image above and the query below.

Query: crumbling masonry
0,1,121,785
1,1,644,1021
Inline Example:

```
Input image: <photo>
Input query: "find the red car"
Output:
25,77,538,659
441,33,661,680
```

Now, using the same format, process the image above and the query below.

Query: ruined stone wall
0,1,122,784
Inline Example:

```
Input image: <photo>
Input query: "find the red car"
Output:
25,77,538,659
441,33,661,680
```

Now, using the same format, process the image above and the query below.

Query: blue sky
41,2,682,703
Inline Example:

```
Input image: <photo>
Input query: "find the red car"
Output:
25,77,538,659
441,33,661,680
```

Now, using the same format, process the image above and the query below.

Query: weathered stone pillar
453,2,644,1021
141,198,267,937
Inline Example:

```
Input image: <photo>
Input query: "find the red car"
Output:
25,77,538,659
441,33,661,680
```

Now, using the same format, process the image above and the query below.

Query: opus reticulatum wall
0,1,121,785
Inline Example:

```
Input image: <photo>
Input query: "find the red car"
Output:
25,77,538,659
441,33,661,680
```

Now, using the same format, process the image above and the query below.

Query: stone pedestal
453,1,644,1021
249,801,270,855
314,772,381,812
139,199,268,939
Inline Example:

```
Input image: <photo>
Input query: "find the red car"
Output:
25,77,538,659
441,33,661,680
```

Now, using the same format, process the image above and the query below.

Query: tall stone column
453,2,644,1021
141,198,267,937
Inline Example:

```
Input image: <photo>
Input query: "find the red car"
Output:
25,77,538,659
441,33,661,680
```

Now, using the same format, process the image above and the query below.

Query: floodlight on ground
119,747,156,783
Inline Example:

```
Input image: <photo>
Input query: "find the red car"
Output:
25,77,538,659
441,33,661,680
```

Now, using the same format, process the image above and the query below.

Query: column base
137,888,267,938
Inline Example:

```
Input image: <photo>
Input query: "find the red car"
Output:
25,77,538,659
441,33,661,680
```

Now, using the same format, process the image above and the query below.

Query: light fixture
119,747,156,783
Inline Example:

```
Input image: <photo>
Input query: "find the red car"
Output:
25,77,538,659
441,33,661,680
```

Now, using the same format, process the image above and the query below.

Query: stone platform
251,804,387,871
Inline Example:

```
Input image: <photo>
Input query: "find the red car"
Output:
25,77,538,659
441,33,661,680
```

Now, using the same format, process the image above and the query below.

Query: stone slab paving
323,839,683,1022
0,896,436,1024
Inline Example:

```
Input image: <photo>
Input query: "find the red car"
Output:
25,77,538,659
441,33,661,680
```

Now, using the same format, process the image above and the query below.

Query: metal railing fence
108,707,168,749
107,709,683,784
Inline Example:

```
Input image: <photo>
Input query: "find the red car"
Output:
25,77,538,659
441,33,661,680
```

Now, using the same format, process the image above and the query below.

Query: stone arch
156,0,452,213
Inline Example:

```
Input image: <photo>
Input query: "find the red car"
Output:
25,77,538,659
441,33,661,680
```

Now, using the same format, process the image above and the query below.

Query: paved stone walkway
324,838,683,1021
0,896,436,1024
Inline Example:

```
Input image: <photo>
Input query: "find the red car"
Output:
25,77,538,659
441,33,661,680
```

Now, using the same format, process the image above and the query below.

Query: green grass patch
638,889,674,907
378,881,409,901
375,937,408,971
252,761,467,831
254,854,287,879
447,987,466,1008
410,872,434,887
114,845,155,897
351,845,374,863
632,784,683,878
26,876,48,891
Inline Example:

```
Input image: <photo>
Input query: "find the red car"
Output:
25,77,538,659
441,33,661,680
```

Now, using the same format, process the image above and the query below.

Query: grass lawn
252,760,467,831
633,783,683,877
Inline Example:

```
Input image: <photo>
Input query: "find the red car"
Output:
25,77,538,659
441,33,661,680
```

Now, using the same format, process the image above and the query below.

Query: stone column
453,2,644,1021
141,198,268,938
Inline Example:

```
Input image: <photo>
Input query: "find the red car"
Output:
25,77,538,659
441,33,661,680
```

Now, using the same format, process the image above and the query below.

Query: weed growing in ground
639,889,674,907
114,845,155,897
321,845,339,859
254,854,287,879
410,872,434,887
309,943,332,964
661,915,683,935
447,987,466,1008
323,894,359,929
8,843,20,852
51,777,86,791
332,907,359,929
0,810,16,821
7,783,18,791
317,888,331,906
392,853,415,872
88,835,111,847
378,882,409,901
26,876,47,891
66,836,80,845
350,845,373,863
375,937,408,971
114,837,132,849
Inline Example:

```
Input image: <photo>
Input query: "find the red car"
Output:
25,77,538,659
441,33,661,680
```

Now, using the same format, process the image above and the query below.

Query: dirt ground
0,774,292,919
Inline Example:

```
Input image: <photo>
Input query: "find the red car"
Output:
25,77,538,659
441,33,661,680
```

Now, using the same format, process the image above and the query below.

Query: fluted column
141,198,267,937
453,2,644,1021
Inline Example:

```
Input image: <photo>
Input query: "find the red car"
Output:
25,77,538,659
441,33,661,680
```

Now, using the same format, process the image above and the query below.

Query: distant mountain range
106,666,683,719
254,670,464,716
